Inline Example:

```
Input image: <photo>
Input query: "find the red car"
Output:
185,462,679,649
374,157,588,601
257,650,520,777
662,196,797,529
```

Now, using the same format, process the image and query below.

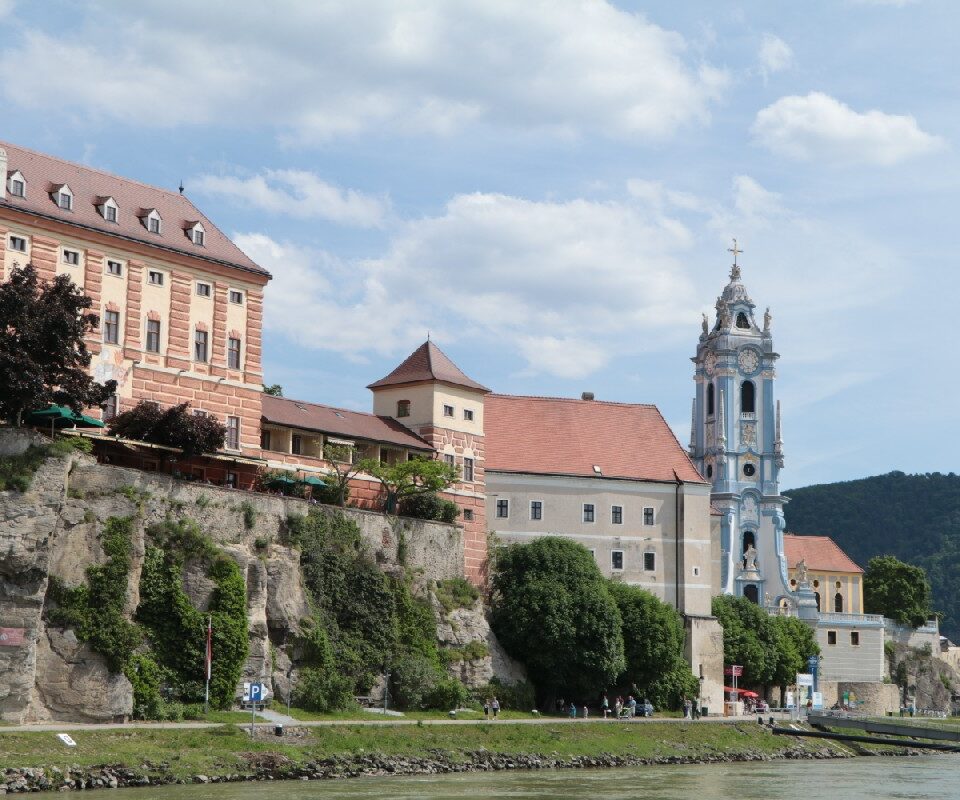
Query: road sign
249,683,266,703
724,665,743,677
797,673,814,687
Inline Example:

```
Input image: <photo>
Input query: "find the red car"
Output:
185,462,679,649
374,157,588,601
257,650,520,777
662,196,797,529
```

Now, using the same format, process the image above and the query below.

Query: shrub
424,676,472,710
399,493,461,523
435,577,480,612
240,501,257,530
310,477,350,507
390,653,439,710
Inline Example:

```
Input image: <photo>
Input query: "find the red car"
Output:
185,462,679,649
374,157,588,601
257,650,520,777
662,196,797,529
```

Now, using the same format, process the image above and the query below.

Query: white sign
786,691,794,708
812,692,823,709
243,681,251,702
57,733,77,747
797,673,814,687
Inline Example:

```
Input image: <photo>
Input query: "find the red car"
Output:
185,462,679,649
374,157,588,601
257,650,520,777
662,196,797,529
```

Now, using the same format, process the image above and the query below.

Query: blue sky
2,0,957,489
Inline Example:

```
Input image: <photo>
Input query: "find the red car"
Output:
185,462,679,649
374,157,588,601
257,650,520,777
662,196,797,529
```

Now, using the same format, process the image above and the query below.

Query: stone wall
0,429,521,724
817,681,900,715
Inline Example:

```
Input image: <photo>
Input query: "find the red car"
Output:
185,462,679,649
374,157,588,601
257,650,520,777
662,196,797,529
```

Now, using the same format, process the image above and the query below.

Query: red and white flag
205,617,212,681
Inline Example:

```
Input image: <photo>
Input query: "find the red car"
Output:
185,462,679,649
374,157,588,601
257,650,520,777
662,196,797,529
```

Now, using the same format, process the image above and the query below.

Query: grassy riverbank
0,720,856,785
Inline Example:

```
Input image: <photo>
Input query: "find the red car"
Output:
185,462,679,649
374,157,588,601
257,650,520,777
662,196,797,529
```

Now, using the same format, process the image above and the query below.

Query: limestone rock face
435,600,527,689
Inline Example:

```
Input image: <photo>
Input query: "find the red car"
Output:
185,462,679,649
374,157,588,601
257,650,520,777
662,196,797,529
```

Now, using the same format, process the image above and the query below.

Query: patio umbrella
302,475,327,487
27,405,105,435
724,687,758,698
264,474,297,489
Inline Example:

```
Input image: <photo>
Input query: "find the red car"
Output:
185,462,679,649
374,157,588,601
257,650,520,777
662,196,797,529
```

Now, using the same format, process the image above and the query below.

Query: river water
109,757,960,799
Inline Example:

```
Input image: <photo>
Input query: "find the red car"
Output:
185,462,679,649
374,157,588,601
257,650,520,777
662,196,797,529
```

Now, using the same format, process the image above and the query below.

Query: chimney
581,391,594,401
0,148,6,200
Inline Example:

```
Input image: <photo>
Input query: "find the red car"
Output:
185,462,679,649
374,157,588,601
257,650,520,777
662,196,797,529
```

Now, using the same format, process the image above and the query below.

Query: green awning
27,405,105,429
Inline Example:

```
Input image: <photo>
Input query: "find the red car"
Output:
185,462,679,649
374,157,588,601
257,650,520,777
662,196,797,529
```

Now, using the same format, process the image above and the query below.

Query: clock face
704,352,717,376
738,349,759,374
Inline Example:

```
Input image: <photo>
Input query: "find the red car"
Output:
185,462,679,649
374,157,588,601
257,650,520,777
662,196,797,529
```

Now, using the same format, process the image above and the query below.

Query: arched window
707,382,715,416
814,592,821,611
736,312,750,329
834,593,843,613
743,584,759,604
742,530,755,553
741,380,755,413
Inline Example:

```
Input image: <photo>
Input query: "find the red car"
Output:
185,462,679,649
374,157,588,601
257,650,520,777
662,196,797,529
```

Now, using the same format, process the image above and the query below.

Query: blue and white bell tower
690,242,791,606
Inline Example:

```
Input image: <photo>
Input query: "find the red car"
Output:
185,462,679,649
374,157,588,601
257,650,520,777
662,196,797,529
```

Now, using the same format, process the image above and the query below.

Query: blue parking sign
250,683,265,702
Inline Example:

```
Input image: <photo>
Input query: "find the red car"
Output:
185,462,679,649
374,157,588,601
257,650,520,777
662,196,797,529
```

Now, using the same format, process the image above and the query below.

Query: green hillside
783,471,960,640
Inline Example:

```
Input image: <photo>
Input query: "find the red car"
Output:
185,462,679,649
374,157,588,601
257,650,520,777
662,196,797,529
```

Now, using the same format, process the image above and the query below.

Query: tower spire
727,237,743,281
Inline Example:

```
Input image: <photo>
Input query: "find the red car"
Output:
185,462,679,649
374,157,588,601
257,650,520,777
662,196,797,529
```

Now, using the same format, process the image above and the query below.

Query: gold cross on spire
727,238,743,280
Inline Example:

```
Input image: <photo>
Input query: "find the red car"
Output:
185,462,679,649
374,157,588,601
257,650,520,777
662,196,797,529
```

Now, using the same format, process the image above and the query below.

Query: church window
643,552,655,572
815,592,821,611
743,463,756,477
736,312,750,329
611,550,624,571
827,631,837,645
834,593,843,613
396,400,410,418
742,530,755,553
743,584,759,604
707,382,715,416
706,464,713,478
741,380,755,413
850,632,860,646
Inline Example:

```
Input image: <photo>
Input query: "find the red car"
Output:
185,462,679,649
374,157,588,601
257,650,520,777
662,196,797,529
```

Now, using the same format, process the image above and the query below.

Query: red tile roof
261,394,432,451
367,341,490,392
484,394,706,484
783,534,863,574
0,141,267,277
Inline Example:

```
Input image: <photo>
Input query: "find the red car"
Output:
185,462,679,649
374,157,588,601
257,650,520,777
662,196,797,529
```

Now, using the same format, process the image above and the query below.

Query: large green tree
608,582,698,709
490,538,625,705
360,455,459,513
108,401,226,457
0,264,115,425
864,555,932,627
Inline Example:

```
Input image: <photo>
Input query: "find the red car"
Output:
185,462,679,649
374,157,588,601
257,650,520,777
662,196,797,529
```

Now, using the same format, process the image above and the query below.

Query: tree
769,615,819,691
263,384,283,397
0,264,115,425
360,455,459,513
316,443,365,506
490,537,625,705
109,401,226,457
608,582,698,709
712,595,776,688
864,555,933,627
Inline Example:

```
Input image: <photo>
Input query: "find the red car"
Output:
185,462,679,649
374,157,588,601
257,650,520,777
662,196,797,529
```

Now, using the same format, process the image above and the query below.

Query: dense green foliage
0,436,90,491
434,577,480,613
399,492,461,523
285,508,468,710
491,538,625,703
784,471,956,635
608,582,699,709
864,555,932,627
0,264,116,426
359,456,459,513
108,401,226,457
712,596,819,691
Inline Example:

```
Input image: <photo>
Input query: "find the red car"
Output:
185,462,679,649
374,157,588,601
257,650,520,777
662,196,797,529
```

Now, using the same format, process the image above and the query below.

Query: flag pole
204,615,212,715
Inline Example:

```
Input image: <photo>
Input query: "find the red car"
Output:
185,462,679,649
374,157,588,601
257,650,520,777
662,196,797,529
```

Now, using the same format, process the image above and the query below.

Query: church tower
690,243,790,606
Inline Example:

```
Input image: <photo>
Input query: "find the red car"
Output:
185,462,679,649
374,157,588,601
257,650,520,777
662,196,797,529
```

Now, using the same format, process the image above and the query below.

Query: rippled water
109,756,960,799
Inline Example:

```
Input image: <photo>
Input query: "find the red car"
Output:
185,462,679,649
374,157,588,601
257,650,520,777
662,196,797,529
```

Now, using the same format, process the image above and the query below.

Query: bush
240,501,257,530
400,492,445,520
424,677,472,710
472,677,536,712
434,578,480,612
390,653,439,710
294,665,356,713
311,477,350,507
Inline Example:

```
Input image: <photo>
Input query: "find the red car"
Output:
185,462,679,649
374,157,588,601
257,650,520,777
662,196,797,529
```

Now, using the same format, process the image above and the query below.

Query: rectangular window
196,282,211,297
291,435,302,455
225,471,237,489
194,329,208,362
850,632,860,646
228,337,242,369
8,235,26,252
496,499,509,519
103,310,120,344
530,500,542,521
444,454,455,467
611,550,624,571
10,179,24,197
102,394,118,422
463,457,474,482
260,430,272,450
463,508,474,521
104,204,117,223
148,270,164,286
106,259,123,276
464,408,474,421
226,416,240,449
63,249,80,265
612,505,623,524
583,503,595,523
827,631,837,646
195,229,205,246
397,400,410,418
145,319,161,353
643,507,655,526
58,192,72,210
643,552,656,572
443,404,454,417
148,216,160,233
229,289,243,304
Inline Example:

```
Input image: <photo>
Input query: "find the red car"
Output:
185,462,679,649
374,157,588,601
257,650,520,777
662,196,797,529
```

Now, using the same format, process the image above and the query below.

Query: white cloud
0,0,727,143
757,34,793,78
194,170,389,228
516,336,611,379
751,92,944,165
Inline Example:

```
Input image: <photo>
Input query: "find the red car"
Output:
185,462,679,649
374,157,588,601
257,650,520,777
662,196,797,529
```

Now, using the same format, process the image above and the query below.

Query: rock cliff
0,430,522,723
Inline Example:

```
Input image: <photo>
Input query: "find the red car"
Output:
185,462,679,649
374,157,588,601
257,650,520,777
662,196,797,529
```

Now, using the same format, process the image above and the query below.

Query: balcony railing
818,612,884,626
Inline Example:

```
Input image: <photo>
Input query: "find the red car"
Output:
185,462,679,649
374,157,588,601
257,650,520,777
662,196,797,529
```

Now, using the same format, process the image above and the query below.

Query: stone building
0,141,269,485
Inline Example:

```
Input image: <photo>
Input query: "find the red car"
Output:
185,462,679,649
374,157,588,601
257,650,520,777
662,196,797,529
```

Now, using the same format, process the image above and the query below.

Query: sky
2,0,958,490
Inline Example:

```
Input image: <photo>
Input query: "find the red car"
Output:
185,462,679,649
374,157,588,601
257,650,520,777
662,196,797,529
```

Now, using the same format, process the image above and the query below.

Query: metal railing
817,611,884,626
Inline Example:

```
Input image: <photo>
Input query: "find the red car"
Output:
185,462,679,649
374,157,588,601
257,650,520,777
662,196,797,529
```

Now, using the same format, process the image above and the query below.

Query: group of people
482,697,501,719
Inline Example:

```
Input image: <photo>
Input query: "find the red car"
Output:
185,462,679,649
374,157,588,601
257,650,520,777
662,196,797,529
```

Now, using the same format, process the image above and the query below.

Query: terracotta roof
783,534,863,574
261,394,432,451
484,394,706,484
367,341,490,392
0,141,267,277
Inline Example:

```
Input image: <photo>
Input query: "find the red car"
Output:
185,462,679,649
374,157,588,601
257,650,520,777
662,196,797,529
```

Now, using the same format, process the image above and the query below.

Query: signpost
724,665,743,715
244,682,267,737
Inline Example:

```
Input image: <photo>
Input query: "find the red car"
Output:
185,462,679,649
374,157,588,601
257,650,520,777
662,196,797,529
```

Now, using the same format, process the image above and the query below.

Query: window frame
105,259,123,277
196,282,212,298
103,310,120,345
643,551,656,572
8,235,26,253
260,429,272,451
463,456,474,482
463,408,474,421
443,453,455,468
611,505,623,525
193,328,209,363
145,210,162,234
148,270,164,286
62,248,80,266
229,289,244,305
530,500,543,521
827,630,837,646
850,631,860,647
643,507,655,526
228,337,242,370
291,434,302,455
396,399,410,418
443,404,455,417
8,173,25,198
225,416,240,450
496,498,509,519
57,187,73,210
145,319,161,353
611,549,625,571
583,503,595,523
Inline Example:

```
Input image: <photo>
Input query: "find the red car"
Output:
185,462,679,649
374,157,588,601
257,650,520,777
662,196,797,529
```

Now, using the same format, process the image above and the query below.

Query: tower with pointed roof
690,252,791,606
368,341,490,584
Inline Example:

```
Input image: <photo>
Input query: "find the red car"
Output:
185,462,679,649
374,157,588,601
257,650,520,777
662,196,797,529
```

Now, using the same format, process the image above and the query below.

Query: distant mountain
783,471,960,641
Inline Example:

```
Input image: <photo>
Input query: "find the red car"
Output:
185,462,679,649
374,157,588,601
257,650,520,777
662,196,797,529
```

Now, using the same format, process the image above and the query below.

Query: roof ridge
648,402,707,482
2,139,183,198
489,392,658,408
265,393,373,418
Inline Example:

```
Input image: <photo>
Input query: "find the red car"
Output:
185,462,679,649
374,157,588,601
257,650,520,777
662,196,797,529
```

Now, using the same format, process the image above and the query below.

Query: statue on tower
764,307,772,333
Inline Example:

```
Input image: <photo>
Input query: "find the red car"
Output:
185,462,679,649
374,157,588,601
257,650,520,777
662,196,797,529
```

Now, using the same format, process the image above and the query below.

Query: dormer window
8,171,25,198
141,209,162,234
186,222,205,246
99,197,119,223
55,185,73,210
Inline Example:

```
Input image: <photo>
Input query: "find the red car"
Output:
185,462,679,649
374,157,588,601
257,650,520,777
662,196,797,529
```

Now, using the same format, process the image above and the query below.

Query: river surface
109,757,960,799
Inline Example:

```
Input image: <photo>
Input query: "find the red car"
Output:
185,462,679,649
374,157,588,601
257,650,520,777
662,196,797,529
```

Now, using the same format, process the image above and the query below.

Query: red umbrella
724,687,759,697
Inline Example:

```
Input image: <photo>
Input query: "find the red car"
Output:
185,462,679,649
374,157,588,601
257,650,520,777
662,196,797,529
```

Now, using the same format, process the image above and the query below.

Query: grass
0,721,846,779
276,704,540,722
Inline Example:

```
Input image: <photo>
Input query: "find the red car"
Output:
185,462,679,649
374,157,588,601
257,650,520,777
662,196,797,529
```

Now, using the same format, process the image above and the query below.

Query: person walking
483,697,491,719
492,697,500,719
601,693,610,719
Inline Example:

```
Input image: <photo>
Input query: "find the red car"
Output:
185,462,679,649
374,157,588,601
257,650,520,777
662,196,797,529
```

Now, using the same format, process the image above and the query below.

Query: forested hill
783,471,960,640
